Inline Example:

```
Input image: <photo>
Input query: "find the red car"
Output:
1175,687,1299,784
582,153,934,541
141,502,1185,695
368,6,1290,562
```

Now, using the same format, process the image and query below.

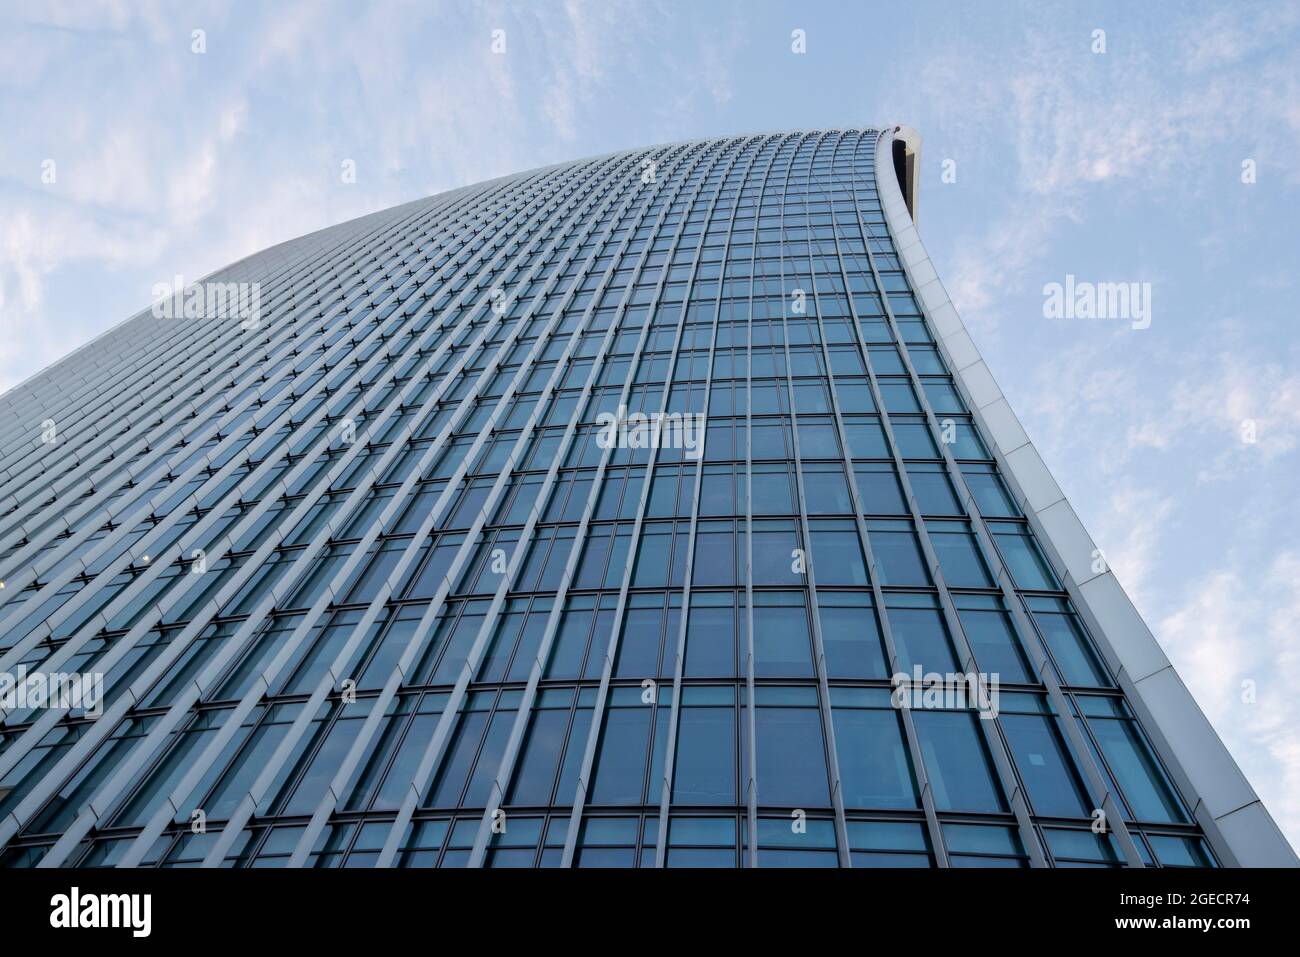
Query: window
961,464,1020,517
907,463,962,514
802,463,853,514
1027,597,1111,687
818,592,888,678
943,824,1028,867
955,594,1033,683
685,592,741,677
885,596,957,673
1000,697,1092,818
753,592,814,677
809,520,868,585
589,687,671,805
914,710,1007,813
672,687,738,806
757,817,838,867
846,820,932,867
1078,696,1189,824
830,688,919,809
869,520,931,587
989,522,1060,590
926,520,993,588
754,687,831,807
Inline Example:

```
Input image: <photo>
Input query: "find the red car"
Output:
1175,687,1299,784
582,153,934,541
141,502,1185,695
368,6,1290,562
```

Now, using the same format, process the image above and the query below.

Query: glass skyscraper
0,127,1291,869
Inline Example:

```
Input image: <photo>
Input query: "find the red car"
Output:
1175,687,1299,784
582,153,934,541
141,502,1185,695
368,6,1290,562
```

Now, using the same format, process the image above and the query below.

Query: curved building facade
0,128,1291,868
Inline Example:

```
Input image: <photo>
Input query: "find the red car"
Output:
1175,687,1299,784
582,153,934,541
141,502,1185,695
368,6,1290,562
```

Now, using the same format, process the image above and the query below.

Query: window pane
914,711,1006,812
755,696,830,807
832,708,919,809
1001,713,1091,818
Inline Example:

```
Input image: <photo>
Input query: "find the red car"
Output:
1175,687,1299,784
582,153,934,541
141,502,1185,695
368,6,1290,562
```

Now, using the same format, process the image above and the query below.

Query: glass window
830,688,919,809
879,380,921,413
892,421,939,458
809,521,868,586
869,520,931,587
943,824,1028,867
672,688,737,806
754,687,831,808
1148,834,1216,868
685,592,740,677
942,420,989,459
1078,697,1188,824
818,592,888,679
802,463,854,514
752,464,796,514
955,594,1033,683
757,816,838,867
907,463,962,514
590,688,662,805
1045,828,1124,867
885,598,958,674
926,520,994,588
1001,709,1092,818
1027,597,1111,687
989,522,1060,590
666,816,737,868
843,417,889,458
961,465,1020,517
914,711,1007,812
921,380,966,413
753,592,813,677
855,463,907,514
846,820,932,867
751,520,800,585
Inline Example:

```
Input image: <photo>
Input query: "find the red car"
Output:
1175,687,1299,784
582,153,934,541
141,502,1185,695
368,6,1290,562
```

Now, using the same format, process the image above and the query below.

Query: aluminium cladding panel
874,125,1296,868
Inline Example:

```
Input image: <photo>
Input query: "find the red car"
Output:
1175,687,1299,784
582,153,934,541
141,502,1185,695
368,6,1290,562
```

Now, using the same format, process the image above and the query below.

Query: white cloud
1158,551,1300,848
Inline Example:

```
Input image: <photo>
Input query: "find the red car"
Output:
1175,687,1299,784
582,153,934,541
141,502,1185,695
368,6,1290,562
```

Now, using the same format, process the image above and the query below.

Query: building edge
875,125,1296,867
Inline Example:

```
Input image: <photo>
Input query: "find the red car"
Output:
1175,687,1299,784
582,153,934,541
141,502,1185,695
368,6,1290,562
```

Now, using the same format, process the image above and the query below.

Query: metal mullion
198,210,641,868
0,178,535,559
851,132,1047,868
36,159,614,868
0,184,515,621
810,131,949,867
29,256,529,867
0,170,558,671
740,137,809,867
282,149,678,868
457,144,732,869
653,135,781,868
0,194,455,515
867,130,1146,868
0,223,442,593
372,142,714,870
0,167,586,838
556,142,748,870
777,131,859,868
104,156,636,870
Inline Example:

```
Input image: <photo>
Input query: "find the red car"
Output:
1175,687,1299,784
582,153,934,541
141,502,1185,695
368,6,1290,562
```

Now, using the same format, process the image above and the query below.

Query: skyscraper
0,127,1291,868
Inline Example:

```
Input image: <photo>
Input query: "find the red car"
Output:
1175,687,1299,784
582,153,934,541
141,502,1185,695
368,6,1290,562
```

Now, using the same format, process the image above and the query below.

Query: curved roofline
887,124,922,223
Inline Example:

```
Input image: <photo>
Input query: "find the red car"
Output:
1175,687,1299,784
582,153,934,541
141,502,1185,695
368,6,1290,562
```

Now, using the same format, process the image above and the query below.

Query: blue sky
1,0,1298,849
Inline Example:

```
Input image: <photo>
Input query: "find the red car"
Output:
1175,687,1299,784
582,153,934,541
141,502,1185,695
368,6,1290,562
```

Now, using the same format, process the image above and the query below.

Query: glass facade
0,129,1219,867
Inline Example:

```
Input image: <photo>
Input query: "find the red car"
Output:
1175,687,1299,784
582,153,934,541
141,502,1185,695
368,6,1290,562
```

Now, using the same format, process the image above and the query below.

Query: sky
1,0,1298,850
